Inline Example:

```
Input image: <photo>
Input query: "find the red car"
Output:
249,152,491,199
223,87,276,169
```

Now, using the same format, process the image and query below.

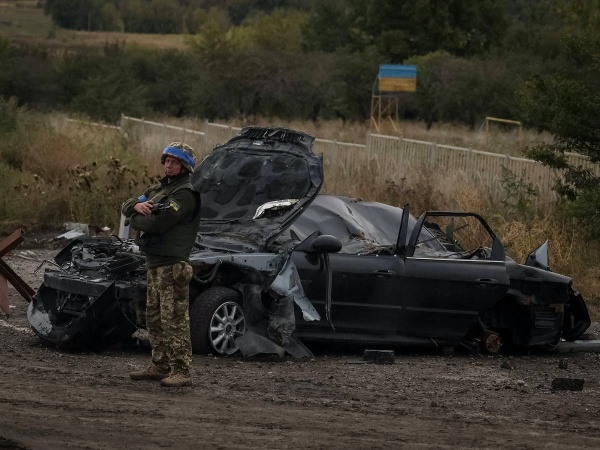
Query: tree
520,33,600,235
304,0,508,60
405,52,517,128
44,0,105,30
0,43,57,107
134,49,198,117
59,43,148,121
301,1,360,52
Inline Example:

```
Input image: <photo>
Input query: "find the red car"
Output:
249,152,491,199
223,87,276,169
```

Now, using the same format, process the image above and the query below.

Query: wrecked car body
285,198,590,354
28,127,591,357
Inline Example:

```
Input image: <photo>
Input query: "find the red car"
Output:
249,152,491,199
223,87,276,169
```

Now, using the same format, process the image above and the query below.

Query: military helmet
161,142,196,173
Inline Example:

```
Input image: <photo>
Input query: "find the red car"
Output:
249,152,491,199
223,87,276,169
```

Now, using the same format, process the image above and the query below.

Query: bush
0,97,19,133
0,112,151,230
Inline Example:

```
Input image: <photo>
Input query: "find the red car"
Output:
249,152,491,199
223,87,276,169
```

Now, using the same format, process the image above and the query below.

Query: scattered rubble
558,358,569,369
551,378,585,391
500,361,514,370
362,349,395,365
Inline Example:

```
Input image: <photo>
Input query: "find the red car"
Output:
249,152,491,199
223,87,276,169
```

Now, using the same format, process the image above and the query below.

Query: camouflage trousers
146,262,193,375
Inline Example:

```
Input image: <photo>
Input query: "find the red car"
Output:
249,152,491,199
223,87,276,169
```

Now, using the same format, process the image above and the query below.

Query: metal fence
367,134,600,202
367,135,557,200
117,115,598,203
119,116,212,158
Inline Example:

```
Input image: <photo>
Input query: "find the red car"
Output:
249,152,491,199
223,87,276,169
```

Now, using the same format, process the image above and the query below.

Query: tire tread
190,287,242,355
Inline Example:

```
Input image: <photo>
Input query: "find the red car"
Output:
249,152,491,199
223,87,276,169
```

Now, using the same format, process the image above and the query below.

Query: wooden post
0,274,9,317
0,229,35,305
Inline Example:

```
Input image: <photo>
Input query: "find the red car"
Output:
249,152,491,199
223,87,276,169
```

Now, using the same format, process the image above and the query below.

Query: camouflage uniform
146,262,193,374
122,142,200,380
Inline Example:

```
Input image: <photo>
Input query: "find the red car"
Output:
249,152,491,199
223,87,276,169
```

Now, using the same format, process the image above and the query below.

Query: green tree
301,1,361,52
406,52,517,128
61,43,148,121
0,43,57,107
44,0,105,30
520,33,600,235
304,0,508,60
321,48,380,121
99,2,122,31
133,49,198,117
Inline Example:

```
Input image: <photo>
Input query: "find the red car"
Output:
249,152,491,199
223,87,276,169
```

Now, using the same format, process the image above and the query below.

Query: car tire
190,287,246,356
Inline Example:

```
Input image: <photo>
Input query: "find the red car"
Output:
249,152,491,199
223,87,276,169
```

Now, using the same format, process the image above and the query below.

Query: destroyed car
28,127,591,357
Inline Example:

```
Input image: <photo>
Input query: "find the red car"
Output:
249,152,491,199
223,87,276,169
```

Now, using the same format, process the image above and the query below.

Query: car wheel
190,287,246,356
481,331,503,355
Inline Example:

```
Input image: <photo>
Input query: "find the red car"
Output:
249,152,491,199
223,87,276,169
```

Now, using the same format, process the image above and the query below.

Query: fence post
430,142,437,165
141,118,146,141
468,148,474,172
119,113,127,138
500,154,512,199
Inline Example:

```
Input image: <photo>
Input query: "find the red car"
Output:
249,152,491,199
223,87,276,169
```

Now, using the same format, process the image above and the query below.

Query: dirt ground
1,246,600,449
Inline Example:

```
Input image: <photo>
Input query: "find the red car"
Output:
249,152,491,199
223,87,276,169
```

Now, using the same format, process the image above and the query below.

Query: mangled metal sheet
284,195,440,255
269,257,320,322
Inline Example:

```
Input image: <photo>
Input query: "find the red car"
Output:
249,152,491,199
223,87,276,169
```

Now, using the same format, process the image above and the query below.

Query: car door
292,249,406,336
397,211,511,342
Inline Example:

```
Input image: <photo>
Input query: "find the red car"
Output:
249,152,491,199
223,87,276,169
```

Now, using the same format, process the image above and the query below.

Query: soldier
123,142,201,388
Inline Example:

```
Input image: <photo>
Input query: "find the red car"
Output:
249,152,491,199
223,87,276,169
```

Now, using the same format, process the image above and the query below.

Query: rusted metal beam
0,229,25,258
0,229,35,304
0,259,34,303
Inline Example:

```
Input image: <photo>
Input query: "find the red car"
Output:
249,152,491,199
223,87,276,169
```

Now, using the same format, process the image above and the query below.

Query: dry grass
24,128,92,180
219,116,552,158
493,215,600,316
0,2,54,40
0,3,186,50
0,113,150,230
48,30,186,51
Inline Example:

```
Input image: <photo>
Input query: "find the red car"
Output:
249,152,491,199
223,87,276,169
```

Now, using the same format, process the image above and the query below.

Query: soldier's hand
134,200,154,216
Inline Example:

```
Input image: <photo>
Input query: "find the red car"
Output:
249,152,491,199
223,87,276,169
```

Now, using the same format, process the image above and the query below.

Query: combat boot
129,365,170,381
160,371,192,388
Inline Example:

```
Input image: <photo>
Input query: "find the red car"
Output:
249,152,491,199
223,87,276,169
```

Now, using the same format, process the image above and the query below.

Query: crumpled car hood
192,127,323,252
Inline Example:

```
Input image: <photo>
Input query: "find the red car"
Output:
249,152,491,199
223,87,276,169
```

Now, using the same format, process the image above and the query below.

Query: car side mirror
525,240,549,271
311,235,342,253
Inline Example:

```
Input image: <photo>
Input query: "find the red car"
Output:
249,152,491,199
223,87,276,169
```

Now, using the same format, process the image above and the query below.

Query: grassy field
0,1,187,49
0,1,51,39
